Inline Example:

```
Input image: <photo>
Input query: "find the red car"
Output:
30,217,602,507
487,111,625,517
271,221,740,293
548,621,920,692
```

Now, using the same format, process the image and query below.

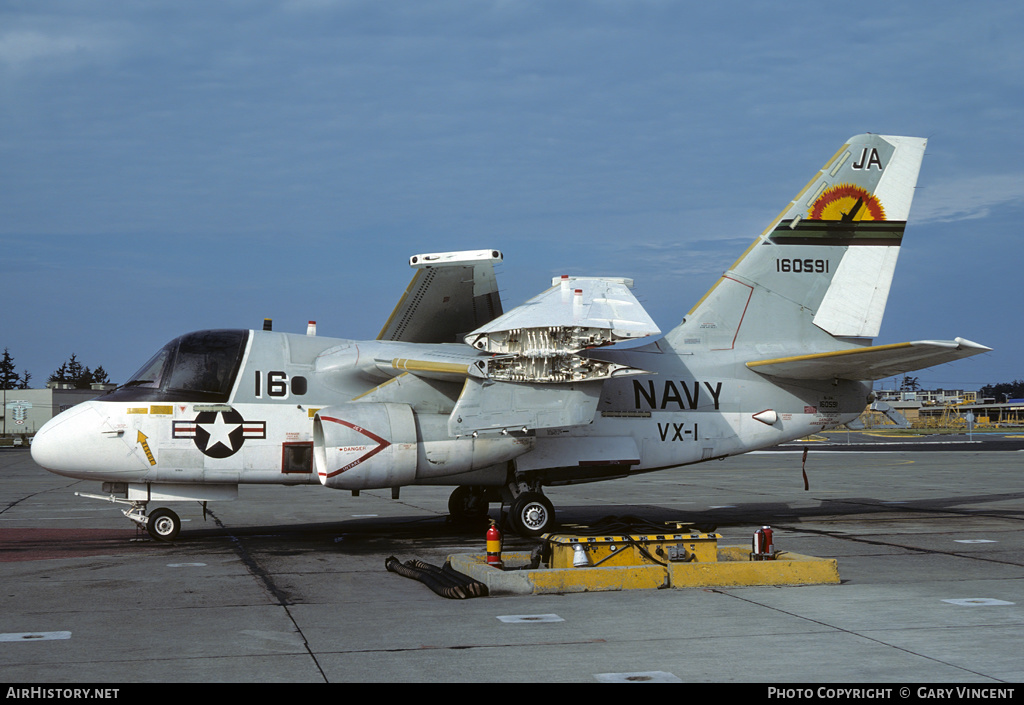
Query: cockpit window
123,346,172,390
107,330,249,402
165,331,241,395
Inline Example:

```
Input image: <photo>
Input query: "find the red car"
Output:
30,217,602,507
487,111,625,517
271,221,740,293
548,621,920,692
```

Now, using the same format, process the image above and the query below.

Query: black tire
147,507,181,541
509,492,555,537
448,486,490,523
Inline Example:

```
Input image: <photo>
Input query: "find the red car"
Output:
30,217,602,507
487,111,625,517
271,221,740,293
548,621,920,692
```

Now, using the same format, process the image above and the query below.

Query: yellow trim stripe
350,374,405,401
455,376,474,404
746,342,913,368
390,358,471,375
376,270,425,340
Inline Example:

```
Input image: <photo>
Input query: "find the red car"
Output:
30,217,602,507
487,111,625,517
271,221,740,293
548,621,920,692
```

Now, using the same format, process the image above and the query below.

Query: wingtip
954,337,993,353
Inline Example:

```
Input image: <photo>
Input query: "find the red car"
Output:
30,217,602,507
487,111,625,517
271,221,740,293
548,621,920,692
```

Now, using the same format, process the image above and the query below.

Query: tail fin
668,134,926,351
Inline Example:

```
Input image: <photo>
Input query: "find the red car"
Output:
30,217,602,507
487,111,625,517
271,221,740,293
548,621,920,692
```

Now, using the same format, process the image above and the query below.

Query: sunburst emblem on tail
808,183,886,221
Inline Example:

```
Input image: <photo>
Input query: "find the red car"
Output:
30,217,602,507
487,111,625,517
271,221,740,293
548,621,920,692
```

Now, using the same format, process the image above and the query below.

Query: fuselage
31,327,868,490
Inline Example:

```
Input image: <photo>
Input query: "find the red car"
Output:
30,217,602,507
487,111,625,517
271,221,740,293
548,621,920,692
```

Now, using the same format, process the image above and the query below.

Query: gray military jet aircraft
32,134,989,540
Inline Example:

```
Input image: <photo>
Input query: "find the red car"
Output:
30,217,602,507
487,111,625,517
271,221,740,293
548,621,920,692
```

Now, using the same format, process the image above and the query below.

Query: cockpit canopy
104,330,249,403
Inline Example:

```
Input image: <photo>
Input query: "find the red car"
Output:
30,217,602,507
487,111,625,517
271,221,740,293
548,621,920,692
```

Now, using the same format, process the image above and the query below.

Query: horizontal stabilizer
746,337,991,381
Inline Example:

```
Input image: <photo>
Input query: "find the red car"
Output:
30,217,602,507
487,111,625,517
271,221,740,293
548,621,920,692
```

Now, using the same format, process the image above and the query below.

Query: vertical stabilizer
669,134,926,351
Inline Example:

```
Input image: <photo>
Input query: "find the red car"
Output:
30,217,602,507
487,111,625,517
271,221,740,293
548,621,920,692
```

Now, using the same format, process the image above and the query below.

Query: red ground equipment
752,525,775,561
486,520,503,569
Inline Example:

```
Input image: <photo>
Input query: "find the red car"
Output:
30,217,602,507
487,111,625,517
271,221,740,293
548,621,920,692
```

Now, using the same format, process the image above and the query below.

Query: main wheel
448,486,490,522
147,507,181,541
509,492,555,537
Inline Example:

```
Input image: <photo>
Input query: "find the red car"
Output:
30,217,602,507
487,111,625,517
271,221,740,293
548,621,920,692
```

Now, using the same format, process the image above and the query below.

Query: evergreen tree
67,354,84,386
49,354,111,388
979,380,1024,403
0,348,17,390
0,348,32,391
48,362,69,386
900,375,921,392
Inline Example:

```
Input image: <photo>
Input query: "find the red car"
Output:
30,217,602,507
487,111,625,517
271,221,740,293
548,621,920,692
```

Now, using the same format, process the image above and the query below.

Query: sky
2,0,1022,392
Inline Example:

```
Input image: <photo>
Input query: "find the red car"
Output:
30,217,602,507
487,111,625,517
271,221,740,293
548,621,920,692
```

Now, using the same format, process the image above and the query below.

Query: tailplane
668,134,926,351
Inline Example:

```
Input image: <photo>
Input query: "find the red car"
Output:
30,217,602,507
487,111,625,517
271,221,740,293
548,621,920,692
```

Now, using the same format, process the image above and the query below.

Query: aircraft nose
31,401,143,481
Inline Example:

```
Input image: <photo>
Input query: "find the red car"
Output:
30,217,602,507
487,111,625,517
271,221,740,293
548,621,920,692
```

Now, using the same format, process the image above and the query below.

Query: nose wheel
74,490,186,542
145,507,181,541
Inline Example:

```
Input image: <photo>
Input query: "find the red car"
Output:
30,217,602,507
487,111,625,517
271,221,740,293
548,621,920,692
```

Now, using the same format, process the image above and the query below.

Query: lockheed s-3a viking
31,134,989,540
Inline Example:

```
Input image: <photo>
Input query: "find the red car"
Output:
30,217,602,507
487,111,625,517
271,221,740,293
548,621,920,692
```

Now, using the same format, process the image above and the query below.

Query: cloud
0,28,114,69
913,173,1024,224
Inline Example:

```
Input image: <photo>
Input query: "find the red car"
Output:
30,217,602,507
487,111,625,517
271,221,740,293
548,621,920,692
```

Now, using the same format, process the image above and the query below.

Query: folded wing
377,249,504,344
463,276,661,384
438,277,658,436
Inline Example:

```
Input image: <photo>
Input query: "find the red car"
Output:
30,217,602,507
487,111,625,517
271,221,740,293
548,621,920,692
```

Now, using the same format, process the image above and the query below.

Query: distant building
874,388,977,405
940,400,1024,427
864,387,1022,428
1,384,114,436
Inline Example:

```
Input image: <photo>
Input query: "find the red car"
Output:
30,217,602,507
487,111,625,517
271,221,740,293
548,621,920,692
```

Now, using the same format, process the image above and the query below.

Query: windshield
123,346,172,389
106,330,249,402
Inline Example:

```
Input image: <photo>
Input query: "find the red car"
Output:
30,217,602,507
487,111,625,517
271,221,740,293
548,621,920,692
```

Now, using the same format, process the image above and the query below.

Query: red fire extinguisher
752,525,775,561
486,520,503,569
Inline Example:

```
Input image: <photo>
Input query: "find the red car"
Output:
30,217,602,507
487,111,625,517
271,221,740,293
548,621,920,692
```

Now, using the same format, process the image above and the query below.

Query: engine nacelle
314,403,417,490
313,403,533,490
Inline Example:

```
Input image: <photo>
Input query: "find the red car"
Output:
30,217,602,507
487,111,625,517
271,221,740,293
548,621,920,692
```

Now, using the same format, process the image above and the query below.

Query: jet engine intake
314,403,418,490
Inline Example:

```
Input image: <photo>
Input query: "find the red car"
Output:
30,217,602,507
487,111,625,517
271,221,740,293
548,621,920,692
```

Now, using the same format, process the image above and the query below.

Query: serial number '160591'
777,258,829,273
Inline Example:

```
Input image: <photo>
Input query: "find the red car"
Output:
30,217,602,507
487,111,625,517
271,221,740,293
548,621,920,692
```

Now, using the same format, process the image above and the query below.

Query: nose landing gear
121,500,181,541
75,490,183,542
144,507,181,541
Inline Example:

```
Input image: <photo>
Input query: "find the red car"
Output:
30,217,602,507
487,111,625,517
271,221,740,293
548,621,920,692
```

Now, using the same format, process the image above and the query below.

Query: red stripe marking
319,416,391,479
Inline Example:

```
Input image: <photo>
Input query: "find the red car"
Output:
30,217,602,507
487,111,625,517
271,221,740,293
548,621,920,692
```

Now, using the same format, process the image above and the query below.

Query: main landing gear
507,491,555,537
447,486,493,522
447,482,557,537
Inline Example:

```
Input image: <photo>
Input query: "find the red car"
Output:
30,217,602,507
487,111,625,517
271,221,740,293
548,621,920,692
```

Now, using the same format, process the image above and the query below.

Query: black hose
385,556,468,599
440,560,489,597
408,559,482,595
406,559,489,597
385,557,489,599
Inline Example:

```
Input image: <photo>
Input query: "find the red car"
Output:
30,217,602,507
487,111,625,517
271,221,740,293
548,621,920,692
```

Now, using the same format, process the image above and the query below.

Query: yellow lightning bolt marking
137,431,156,466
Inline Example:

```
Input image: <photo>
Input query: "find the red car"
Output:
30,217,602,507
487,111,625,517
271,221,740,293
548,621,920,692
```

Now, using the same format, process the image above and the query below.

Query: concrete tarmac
1,443,1022,684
